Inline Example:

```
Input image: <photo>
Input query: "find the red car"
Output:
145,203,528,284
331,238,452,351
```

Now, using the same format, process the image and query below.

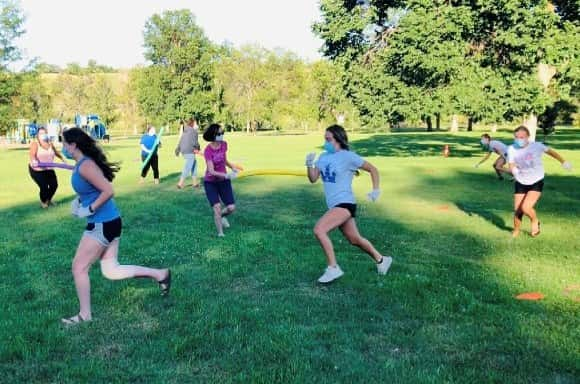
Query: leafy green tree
0,0,24,132
12,71,53,121
87,75,118,127
136,9,217,126
314,0,579,134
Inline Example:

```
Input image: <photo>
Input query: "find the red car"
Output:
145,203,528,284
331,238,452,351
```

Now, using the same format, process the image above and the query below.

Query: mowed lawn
0,129,578,383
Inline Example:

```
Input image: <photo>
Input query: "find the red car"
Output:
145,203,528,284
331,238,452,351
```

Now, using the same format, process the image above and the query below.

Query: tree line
0,3,578,137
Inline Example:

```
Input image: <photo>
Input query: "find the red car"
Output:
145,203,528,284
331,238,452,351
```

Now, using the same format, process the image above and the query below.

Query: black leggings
28,166,58,203
141,153,159,179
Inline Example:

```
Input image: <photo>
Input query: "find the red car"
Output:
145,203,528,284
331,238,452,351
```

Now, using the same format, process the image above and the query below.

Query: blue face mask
40,134,50,142
514,138,528,149
324,141,336,154
62,146,74,160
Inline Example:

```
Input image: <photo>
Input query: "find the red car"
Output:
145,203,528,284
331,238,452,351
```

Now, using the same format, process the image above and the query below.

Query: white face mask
481,139,489,146
148,128,156,136
215,134,224,142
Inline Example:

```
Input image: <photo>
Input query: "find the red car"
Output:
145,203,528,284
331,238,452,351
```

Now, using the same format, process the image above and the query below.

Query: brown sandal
158,270,171,296
61,313,90,326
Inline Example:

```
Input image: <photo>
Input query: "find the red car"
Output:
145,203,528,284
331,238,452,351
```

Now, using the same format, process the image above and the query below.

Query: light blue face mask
324,141,336,153
40,134,50,142
215,134,224,142
514,138,528,149
62,146,74,160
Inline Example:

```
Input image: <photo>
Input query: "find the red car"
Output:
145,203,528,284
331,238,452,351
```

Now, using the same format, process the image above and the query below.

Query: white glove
305,152,316,167
75,205,93,218
225,170,238,180
367,189,381,202
70,198,80,216
562,161,572,171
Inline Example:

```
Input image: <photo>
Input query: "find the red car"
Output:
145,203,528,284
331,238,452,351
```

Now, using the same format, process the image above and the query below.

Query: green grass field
0,129,578,383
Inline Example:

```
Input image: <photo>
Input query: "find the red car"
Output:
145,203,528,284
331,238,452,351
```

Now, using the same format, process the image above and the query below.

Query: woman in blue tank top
60,128,171,325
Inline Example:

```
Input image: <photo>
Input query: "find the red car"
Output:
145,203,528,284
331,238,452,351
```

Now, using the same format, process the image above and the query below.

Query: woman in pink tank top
28,127,66,208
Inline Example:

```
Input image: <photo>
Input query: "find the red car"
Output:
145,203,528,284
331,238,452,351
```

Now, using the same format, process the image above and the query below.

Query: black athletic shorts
514,179,544,194
84,217,122,246
334,203,357,218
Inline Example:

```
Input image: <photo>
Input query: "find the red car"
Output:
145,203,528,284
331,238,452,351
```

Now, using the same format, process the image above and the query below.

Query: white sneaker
317,265,344,284
221,217,230,228
376,256,393,275
217,232,225,238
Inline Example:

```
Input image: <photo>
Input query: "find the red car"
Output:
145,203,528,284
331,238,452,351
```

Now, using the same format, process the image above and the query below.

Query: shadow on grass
0,174,578,383
350,133,481,158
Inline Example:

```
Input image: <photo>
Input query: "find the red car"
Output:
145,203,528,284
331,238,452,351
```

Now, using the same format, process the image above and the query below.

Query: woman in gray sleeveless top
175,117,201,188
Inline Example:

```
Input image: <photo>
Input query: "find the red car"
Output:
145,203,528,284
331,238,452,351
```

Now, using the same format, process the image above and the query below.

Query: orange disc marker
515,292,545,301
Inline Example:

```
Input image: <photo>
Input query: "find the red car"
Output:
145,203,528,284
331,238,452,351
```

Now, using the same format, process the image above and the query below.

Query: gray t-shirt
177,125,199,155
316,150,365,208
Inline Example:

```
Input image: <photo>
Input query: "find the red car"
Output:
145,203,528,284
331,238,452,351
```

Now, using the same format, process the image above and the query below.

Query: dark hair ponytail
326,124,349,150
62,128,120,181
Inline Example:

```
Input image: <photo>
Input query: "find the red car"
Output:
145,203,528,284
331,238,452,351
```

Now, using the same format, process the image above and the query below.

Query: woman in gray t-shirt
175,117,201,188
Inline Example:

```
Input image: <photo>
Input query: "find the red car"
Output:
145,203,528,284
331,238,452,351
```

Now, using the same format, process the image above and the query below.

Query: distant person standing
475,134,511,180
28,127,66,208
175,117,201,189
140,125,160,185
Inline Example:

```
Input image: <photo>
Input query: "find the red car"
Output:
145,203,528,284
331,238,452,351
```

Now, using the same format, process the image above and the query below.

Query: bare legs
513,191,542,237
213,203,235,236
493,157,511,179
314,207,383,267
65,236,169,322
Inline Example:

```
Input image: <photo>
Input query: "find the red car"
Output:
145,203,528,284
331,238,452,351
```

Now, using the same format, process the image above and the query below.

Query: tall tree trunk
523,114,538,142
467,117,473,132
435,113,441,130
450,115,459,132
426,116,433,131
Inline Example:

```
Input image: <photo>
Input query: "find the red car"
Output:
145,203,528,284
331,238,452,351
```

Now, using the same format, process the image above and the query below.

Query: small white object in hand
367,189,381,202
562,161,572,171
305,152,316,167
70,198,80,216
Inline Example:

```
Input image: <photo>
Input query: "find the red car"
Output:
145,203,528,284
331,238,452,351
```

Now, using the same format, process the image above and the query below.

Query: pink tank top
33,145,55,170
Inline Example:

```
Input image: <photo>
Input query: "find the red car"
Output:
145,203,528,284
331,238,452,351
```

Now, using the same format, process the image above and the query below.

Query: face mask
62,146,74,160
324,141,336,154
215,134,224,142
480,139,489,146
514,138,527,148
148,130,156,136
40,134,50,142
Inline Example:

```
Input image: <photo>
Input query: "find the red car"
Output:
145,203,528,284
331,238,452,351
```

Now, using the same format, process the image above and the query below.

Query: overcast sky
16,0,324,69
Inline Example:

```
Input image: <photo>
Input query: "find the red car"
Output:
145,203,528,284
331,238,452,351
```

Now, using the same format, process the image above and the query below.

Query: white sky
16,0,324,69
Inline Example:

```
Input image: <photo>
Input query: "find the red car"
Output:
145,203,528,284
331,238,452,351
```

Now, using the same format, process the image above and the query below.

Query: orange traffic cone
443,144,450,157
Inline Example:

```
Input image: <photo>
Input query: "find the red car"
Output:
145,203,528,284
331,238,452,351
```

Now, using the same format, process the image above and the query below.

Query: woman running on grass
202,123,241,237
61,128,171,325
28,127,67,208
475,134,511,180
306,124,392,283
508,125,572,238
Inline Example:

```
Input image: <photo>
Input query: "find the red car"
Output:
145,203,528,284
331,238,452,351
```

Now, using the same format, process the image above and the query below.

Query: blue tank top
71,157,120,223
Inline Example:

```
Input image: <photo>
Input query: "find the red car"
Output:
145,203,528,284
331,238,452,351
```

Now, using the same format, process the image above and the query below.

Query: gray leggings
181,153,197,178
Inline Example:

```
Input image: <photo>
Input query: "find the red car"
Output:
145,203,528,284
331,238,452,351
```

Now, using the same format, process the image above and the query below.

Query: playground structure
74,114,108,141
